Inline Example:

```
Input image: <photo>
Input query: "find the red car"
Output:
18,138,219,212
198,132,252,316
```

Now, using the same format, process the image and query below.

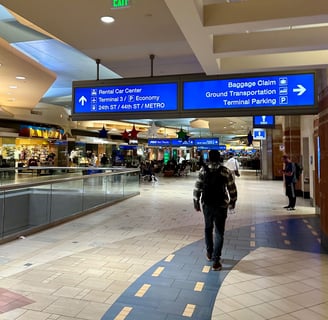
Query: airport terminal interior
0,0,328,319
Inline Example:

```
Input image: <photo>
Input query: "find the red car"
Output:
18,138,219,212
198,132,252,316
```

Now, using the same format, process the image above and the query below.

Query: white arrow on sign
79,96,87,106
293,84,306,96
253,129,266,140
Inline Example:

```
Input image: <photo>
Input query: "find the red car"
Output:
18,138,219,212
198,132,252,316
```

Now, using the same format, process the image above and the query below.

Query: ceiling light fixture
100,16,115,24
16,76,26,80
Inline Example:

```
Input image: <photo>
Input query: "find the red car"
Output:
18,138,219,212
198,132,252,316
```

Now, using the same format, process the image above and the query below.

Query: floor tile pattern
0,172,327,320
101,216,325,320
0,289,34,314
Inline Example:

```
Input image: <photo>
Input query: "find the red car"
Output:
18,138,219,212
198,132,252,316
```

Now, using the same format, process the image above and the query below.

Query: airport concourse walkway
0,171,327,320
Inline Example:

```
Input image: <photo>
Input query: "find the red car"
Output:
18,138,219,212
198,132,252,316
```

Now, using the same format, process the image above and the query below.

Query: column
282,115,302,196
318,87,328,250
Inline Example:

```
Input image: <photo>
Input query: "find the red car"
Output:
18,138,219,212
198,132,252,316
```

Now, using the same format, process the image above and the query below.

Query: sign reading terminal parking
183,73,315,110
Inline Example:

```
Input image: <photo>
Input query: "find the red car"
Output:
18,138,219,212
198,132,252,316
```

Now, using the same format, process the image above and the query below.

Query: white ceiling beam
0,37,56,109
213,27,328,56
204,0,328,28
216,50,328,74
165,0,220,74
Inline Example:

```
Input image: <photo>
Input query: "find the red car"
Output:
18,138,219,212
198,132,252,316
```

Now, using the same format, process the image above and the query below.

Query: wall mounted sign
19,125,64,139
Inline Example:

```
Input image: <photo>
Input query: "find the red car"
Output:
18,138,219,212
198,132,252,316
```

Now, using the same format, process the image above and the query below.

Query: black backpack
202,165,228,206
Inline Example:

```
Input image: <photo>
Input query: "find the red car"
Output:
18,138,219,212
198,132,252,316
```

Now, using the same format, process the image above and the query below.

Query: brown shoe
212,261,222,271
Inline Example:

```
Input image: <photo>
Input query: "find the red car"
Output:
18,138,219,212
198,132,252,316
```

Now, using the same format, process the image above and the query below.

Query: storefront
0,124,68,171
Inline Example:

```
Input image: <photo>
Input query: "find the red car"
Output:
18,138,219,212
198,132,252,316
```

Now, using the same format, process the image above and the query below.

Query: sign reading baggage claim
74,82,178,114
72,72,316,120
183,73,315,111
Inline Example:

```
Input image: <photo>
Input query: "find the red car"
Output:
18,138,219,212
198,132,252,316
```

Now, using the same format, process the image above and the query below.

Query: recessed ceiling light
9,85,17,89
16,76,26,80
101,16,115,24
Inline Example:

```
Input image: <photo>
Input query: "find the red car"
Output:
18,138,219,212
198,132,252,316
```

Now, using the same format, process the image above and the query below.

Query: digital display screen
183,73,315,110
74,82,178,114
253,115,275,128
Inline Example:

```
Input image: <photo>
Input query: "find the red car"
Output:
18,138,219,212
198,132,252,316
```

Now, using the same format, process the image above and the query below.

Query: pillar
318,87,328,250
282,115,302,196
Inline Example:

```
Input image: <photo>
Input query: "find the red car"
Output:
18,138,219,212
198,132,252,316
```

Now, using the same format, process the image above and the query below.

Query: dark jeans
202,203,228,262
286,182,296,208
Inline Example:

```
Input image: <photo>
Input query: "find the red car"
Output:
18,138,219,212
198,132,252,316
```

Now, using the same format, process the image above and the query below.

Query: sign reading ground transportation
74,82,178,114
72,72,317,120
183,73,315,110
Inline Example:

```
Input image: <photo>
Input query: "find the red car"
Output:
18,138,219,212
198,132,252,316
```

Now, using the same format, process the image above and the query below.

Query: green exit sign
112,0,130,8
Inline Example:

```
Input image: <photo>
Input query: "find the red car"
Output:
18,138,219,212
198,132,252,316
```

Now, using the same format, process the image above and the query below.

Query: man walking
282,154,297,211
224,152,240,180
193,150,237,271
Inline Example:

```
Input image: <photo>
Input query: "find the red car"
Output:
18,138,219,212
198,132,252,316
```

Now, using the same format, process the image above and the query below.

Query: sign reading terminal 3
72,72,317,121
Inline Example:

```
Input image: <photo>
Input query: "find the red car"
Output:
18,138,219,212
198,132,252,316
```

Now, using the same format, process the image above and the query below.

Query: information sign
253,128,266,140
147,139,171,147
183,73,315,110
171,139,194,147
74,82,178,114
253,115,275,128
193,138,219,146
196,145,226,150
147,138,219,147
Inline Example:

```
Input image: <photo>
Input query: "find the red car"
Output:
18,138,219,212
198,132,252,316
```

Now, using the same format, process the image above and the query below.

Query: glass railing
0,168,140,241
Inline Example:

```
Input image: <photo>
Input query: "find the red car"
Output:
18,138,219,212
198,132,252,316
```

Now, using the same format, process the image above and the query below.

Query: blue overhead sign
147,139,171,147
196,145,225,150
193,138,219,146
253,128,266,140
253,115,275,128
72,72,317,120
147,138,220,147
183,73,315,110
171,139,194,147
74,82,178,114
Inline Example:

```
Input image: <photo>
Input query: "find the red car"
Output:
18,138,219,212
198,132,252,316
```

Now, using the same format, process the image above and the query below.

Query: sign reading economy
74,82,178,114
183,73,315,110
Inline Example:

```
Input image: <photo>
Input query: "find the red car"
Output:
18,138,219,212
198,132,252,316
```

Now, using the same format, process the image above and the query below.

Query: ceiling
0,0,327,142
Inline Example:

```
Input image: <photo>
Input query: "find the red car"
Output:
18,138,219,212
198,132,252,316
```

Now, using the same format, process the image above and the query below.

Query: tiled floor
0,170,327,319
